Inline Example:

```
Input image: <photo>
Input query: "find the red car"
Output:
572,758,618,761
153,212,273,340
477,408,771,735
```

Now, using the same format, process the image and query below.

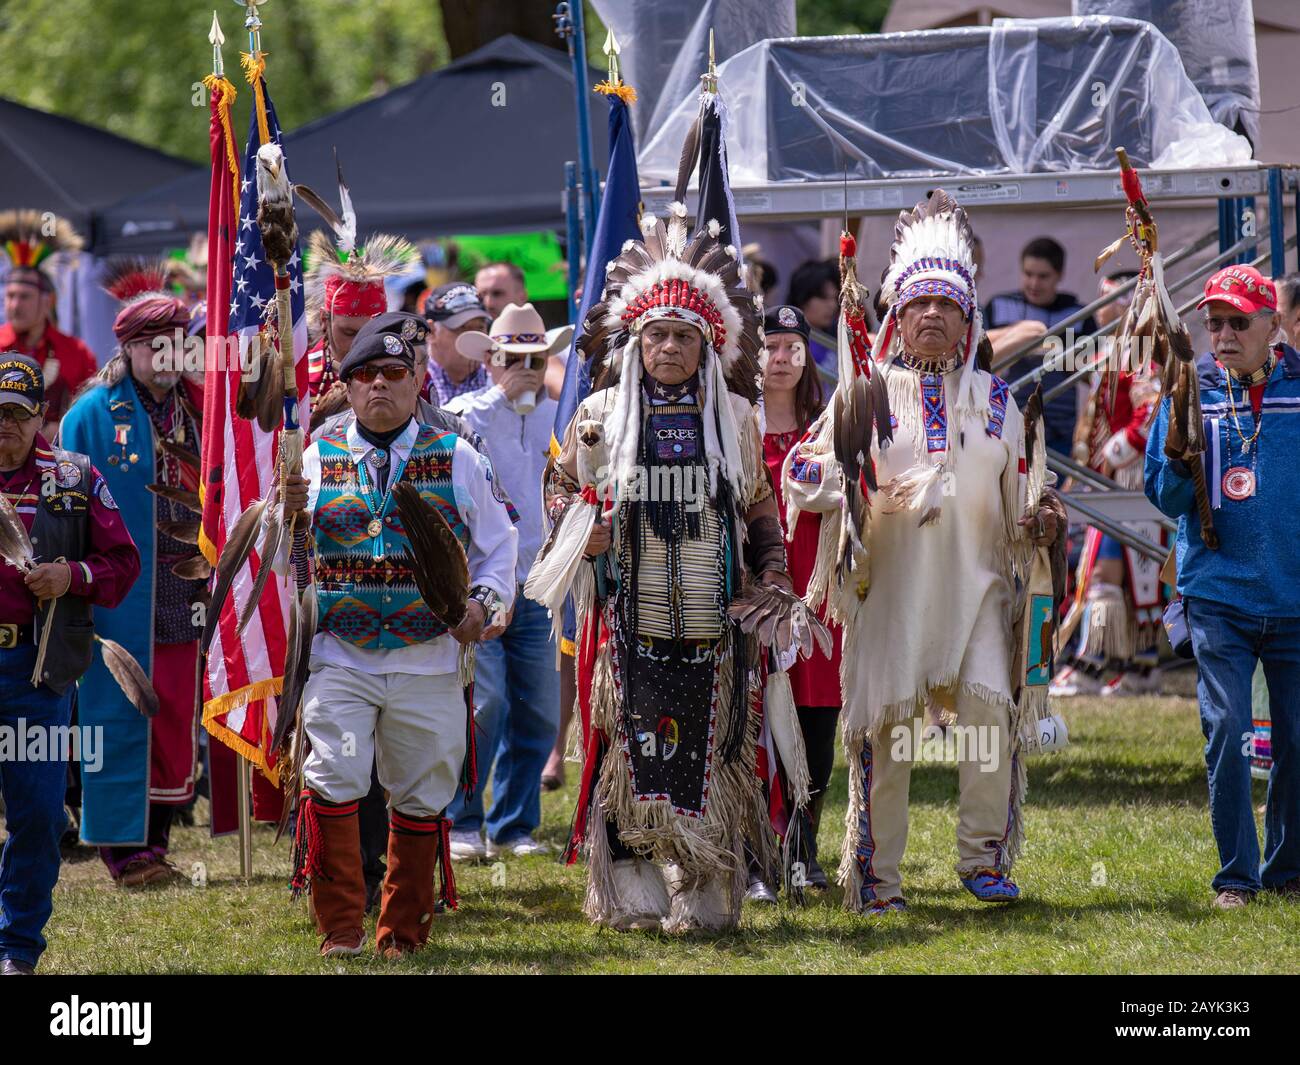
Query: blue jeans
0,646,74,968
1185,597,1300,893
447,597,559,843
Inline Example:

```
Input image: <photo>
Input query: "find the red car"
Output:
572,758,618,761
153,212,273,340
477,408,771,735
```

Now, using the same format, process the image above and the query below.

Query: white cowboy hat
456,302,574,364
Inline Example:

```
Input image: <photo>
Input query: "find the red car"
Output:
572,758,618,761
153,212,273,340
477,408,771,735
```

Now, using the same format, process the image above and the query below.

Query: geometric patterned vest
313,425,469,649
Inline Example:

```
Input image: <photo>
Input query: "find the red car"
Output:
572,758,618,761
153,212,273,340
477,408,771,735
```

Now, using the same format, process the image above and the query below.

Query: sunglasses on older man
1204,313,1267,334
349,364,413,384
0,404,37,424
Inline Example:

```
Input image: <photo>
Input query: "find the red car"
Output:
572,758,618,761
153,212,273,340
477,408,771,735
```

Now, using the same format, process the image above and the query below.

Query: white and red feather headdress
875,190,985,415
577,200,764,502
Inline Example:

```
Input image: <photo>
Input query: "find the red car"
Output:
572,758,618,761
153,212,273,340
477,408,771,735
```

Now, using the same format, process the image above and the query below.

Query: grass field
34,693,1300,974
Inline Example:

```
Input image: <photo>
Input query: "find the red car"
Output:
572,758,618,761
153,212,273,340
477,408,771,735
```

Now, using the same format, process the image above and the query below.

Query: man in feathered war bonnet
0,351,140,973
281,325,517,959
59,259,208,887
531,201,798,934
785,191,1066,915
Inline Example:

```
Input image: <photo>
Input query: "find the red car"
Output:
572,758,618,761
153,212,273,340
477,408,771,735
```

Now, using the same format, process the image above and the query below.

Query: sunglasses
1204,314,1266,334
0,405,37,424
348,364,413,384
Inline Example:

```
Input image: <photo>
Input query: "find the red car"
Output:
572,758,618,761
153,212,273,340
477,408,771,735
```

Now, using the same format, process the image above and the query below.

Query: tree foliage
796,0,890,38
1,0,451,162
1,2,887,165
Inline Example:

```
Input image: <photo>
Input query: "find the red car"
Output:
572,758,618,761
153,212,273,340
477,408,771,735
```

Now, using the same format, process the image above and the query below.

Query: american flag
200,77,309,782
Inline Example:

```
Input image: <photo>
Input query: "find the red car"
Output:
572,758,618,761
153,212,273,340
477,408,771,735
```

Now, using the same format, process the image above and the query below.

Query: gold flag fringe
241,52,271,146
594,80,638,105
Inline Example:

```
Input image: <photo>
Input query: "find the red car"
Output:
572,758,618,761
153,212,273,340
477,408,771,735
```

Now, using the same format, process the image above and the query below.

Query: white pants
858,690,1015,900
302,660,467,817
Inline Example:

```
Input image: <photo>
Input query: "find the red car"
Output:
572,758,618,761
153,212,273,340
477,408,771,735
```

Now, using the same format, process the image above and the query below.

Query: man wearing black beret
281,329,517,959
308,311,518,914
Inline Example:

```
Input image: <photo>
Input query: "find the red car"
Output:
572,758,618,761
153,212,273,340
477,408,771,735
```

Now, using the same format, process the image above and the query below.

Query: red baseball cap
1197,265,1278,315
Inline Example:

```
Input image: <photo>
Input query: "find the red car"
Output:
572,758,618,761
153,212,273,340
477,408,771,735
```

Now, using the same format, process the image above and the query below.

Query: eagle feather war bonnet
875,190,985,418
577,200,764,502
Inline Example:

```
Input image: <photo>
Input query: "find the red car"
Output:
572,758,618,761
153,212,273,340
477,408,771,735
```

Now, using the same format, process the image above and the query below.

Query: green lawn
36,694,1300,974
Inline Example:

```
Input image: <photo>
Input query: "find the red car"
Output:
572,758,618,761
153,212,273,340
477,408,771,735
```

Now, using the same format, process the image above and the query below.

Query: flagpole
206,7,256,878
554,2,600,262
237,0,281,882
245,0,308,842
237,756,253,878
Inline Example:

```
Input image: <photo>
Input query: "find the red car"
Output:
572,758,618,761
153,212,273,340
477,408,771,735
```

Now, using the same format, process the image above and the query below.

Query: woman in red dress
761,305,843,891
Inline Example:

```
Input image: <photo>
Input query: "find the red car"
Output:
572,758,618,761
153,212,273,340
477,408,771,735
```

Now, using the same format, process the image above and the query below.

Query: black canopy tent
0,96,198,240
95,35,609,255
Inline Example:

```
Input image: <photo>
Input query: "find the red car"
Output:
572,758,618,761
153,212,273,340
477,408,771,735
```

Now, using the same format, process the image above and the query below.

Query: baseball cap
0,353,44,414
337,330,415,381
1197,265,1278,316
424,282,489,329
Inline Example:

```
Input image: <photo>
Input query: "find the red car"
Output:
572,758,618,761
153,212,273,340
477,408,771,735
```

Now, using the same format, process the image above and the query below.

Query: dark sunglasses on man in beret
349,364,414,384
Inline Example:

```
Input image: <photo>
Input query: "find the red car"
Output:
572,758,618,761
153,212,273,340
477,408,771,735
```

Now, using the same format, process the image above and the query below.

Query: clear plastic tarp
638,15,1254,186
1074,0,1261,147
590,0,796,147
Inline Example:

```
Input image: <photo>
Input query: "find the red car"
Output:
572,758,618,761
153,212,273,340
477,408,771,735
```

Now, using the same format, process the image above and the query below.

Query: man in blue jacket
1145,265,1300,909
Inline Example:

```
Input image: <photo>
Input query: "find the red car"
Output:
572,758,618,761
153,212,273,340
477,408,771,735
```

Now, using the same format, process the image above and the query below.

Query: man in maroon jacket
0,353,140,974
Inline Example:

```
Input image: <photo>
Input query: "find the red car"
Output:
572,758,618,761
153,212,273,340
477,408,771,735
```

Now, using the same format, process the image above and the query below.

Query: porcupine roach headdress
875,190,984,417
0,209,83,293
103,257,190,344
298,159,416,323
304,230,416,321
577,199,764,501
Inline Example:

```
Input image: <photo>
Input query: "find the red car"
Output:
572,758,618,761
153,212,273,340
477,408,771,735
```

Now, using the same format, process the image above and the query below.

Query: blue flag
551,92,642,456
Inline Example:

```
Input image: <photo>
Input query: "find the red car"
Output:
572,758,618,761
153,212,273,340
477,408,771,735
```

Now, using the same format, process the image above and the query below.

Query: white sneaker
509,837,552,857
1099,671,1157,697
1049,665,1102,698
487,836,550,858
449,829,486,862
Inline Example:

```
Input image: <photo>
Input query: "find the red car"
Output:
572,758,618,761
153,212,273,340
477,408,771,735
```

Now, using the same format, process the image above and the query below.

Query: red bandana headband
325,276,387,318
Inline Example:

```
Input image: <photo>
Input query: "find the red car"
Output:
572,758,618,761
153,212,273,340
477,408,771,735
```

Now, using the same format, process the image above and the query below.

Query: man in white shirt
283,328,517,959
442,302,571,859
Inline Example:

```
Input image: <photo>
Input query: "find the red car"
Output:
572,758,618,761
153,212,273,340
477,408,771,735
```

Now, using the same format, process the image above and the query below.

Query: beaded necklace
1224,353,1275,453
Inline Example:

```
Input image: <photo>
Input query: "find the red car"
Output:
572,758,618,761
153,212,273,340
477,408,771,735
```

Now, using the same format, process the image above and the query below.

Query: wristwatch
469,585,503,622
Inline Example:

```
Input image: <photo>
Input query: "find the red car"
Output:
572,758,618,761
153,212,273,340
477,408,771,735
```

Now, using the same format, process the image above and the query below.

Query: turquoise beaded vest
313,424,468,649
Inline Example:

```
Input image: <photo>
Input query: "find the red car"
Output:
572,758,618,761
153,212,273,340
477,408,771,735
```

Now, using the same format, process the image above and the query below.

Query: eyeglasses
349,364,412,384
0,405,36,424
1205,314,1266,334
